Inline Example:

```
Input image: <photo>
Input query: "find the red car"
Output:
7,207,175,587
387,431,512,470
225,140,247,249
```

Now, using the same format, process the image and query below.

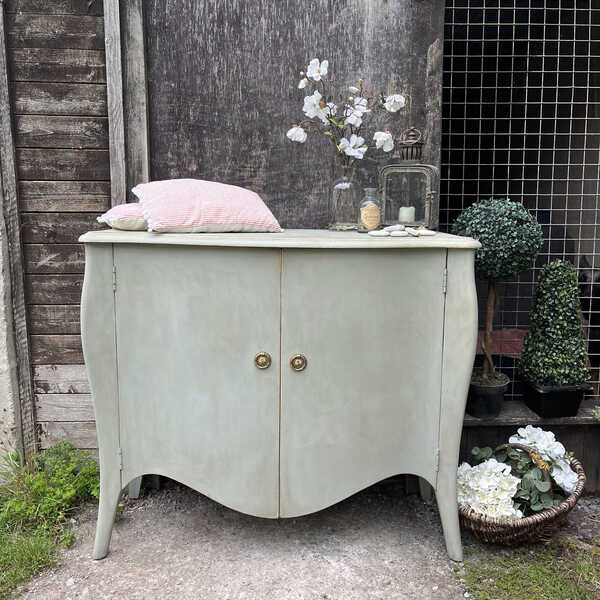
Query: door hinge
442,267,448,295
112,264,117,292
117,448,123,471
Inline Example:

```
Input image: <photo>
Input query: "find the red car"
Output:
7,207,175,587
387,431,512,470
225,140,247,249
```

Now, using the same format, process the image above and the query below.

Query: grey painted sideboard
79,229,480,561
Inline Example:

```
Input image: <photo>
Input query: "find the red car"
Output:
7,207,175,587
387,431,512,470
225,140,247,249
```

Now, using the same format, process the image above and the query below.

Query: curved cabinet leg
128,476,142,499
435,478,462,562
92,474,121,560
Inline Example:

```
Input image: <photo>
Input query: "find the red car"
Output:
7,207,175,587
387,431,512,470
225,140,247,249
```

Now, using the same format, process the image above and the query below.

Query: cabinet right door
280,248,447,517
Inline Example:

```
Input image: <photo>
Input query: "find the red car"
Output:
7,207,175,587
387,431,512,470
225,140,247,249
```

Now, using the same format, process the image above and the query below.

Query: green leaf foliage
519,260,590,386
0,444,99,599
451,198,542,281
0,443,99,537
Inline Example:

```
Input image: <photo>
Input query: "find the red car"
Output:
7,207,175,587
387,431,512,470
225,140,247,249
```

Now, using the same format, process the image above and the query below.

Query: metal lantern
379,128,440,230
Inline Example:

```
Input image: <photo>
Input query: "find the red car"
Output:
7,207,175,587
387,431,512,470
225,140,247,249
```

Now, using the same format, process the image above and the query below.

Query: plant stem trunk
482,280,496,381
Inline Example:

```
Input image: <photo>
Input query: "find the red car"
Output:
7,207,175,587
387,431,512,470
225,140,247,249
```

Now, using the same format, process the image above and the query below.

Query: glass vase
330,167,361,231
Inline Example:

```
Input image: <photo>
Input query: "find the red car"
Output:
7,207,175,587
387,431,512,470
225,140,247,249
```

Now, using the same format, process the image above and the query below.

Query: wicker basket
458,443,586,546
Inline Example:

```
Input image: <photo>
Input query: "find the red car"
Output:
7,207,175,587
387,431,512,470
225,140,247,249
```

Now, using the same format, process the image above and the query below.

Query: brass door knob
254,352,272,369
290,354,307,371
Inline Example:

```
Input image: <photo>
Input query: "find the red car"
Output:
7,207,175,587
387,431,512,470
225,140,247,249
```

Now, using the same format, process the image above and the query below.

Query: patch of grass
0,443,99,599
462,537,600,600
0,529,56,600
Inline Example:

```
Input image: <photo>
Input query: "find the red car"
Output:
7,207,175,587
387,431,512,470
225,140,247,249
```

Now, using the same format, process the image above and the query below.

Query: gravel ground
16,479,469,600
15,481,600,600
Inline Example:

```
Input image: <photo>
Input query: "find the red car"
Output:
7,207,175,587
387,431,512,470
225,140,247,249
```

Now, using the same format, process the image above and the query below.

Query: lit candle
399,206,415,223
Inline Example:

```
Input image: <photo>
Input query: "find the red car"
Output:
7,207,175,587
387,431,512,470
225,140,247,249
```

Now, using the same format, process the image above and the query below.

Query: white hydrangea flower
339,134,367,159
457,458,522,520
306,58,328,81
552,458,578,494
509,425,578,493
286,126,307,143
384,93,406,113
373,131,394,152
298,78,309,89
302,90,328,124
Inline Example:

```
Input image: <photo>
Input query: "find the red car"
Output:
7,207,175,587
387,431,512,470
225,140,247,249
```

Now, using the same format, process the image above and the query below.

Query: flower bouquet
286,58,407,229
457,425,585,545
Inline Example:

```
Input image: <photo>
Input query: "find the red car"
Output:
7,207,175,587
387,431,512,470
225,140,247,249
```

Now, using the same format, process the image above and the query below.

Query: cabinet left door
114,245,281,518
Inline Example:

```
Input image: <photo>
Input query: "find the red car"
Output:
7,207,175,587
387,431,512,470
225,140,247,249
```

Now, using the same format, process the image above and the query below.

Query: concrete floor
16,479,471,600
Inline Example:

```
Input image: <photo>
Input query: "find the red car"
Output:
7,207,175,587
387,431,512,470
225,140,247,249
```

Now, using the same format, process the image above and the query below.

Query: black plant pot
466,375,510,419
521,378,591,418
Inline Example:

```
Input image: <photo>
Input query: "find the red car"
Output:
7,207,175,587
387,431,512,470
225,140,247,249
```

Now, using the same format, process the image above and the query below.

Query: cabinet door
115,245,280,518
280,249,446,517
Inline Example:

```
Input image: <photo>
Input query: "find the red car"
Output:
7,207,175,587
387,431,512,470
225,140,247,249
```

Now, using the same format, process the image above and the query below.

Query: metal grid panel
441,0,600,398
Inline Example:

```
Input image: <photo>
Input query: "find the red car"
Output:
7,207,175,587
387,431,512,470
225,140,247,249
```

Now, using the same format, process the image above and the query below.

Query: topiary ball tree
452,198,543,383
519,260,589,387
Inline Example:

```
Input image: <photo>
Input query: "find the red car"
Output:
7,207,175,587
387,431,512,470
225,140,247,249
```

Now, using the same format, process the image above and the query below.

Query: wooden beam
23,244,85,274
14,115,109,149
17,148,110,181
25,274,83,305
5,1,104,17
19,181,110,212
30,334,83,365
121,0,149,197
0,0,36,460
33,364,89,394
36,394,93,421
39,420,97,449
12,82,107,116
9,48,106,84
5,14,104,50
103,0,125,206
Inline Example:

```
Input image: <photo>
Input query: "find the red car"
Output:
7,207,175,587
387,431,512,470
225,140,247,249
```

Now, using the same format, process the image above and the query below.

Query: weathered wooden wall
5,0,105,451
143,0,445,228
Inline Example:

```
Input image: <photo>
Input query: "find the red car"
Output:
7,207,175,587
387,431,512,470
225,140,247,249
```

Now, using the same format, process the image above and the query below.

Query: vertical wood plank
103,0,125,206
121,0,149,197
0,0,35,460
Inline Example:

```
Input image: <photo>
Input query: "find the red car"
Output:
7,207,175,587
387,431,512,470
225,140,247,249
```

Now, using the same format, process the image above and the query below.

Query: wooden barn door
142,0,445,228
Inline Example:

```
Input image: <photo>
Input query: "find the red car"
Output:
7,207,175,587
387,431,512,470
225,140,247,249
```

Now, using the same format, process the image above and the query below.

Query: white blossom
302,90,328,124
345,111,363,127
325,102,337,117
306,58,328,81
339,134,367,159
384,93,406,113
373,131,394,152
352,97,370,115
509,425,578,494
457,459,522,520
286,126,307,143
348,85,360,94
344,97,370,127
298,78,309,89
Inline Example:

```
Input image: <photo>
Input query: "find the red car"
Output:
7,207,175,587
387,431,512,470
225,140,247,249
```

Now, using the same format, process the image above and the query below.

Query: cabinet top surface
79,229,480,249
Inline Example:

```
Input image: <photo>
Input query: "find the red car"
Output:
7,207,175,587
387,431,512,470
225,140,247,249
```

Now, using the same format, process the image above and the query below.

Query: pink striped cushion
132,179,282,233
97,203,147,230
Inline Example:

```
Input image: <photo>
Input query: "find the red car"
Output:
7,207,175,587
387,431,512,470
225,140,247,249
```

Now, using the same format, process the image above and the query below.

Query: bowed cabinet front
80,230,479,562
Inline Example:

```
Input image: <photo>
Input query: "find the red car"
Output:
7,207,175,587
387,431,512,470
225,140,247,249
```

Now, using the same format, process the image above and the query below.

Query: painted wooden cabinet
79,229,480,561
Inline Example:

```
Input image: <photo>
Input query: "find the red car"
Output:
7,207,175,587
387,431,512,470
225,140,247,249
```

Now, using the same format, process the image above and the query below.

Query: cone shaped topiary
452,198,542,383
519,260,589,387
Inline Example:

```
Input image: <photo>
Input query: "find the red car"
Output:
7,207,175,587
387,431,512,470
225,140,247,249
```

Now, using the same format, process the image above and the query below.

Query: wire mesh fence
441,0,600,398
